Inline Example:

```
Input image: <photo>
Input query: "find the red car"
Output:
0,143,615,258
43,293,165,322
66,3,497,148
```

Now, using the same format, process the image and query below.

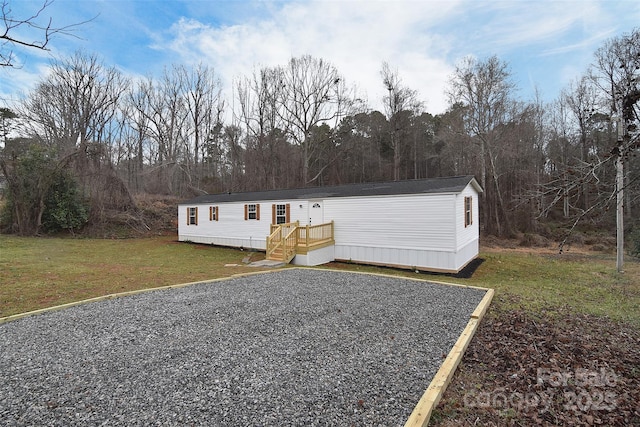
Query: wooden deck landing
266,221,335,263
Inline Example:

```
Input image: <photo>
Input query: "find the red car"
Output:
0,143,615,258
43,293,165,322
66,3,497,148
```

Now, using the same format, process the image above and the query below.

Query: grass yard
1,235,639,425
2,235,638,323
326,247,640,326
428,247,640,426
0,235,269,318
455,249,639,325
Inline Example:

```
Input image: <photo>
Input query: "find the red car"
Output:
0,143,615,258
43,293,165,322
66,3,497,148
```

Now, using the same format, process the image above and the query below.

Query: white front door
308,200,323,225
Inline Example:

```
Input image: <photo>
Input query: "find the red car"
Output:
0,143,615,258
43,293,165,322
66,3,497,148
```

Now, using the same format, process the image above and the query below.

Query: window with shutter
275,204,287,224
188,207,198,225
464,197,472,227
247,204,258,220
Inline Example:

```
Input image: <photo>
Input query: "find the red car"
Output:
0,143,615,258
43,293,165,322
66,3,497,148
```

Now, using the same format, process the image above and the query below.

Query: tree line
0,28,639,240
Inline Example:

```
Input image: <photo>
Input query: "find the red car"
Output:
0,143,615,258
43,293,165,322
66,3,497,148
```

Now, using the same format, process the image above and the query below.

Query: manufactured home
178,175,482,273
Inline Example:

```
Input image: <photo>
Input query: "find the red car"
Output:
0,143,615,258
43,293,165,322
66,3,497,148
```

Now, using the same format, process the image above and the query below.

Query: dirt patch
431,305,640,426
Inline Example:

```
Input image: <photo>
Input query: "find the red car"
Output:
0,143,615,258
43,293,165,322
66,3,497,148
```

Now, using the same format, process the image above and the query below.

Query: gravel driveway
0,269,486,426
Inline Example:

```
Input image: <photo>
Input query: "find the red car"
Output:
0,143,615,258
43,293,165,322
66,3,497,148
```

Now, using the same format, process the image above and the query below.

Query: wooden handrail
266,225,282,259
282,227,298,263
297,221,334,246
271,221,300,235
267,221,333,262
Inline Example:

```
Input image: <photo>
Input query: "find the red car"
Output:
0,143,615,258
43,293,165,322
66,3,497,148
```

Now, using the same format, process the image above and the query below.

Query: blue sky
1,0,639,114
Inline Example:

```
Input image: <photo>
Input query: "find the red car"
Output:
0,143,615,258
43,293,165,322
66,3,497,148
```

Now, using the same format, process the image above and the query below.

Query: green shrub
41,170,89,233
629,227,640,259
1,143,89,234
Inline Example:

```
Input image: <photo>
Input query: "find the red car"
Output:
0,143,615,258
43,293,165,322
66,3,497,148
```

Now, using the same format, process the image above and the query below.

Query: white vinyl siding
325,193,464,272
177,179,481,272
325,194,456,252
455,183,480,251
179,200,307,250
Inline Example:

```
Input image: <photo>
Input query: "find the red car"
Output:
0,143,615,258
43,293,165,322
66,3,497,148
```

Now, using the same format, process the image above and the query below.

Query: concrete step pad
249,259,285,268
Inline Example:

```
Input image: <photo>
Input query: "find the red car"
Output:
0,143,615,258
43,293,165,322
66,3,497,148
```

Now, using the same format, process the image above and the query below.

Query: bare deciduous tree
237,66,290,190
19,52,128,156
447,55,517,235
543,97,579,218
125,64,225,195
381,61,423,181
276,55,356,185
179,63,224,172
590,29,640,270
14,52,135,229
532,29,640,264
126,68,188,194
561,76,601,211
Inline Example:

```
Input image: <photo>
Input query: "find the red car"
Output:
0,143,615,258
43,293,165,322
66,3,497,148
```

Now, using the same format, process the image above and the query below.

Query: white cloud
156,0,464,114
153,0,637,114
0,62,51,105
2,0,639,117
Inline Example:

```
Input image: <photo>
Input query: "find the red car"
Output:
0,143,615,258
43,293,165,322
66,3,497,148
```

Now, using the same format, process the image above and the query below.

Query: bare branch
1,0,94,67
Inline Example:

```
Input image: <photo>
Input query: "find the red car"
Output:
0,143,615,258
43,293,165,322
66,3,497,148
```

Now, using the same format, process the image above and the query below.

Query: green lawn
0,235,268,318
460,250,639,324
321,249,639,326
1,235,639,326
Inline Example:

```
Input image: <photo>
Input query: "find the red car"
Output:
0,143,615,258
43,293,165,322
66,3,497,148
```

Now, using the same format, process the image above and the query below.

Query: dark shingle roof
180,175,481,205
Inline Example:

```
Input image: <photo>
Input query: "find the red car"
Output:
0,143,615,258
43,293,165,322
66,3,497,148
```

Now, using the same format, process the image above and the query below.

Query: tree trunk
393,136,400,181
488,143,512,236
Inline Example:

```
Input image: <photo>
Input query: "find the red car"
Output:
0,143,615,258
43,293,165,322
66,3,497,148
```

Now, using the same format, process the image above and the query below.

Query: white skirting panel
455,239,480,271
178,234,266,251
292,245,335,266
334,240,478,273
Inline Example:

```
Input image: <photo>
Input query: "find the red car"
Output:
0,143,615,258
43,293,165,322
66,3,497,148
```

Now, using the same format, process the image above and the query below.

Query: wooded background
1,29,639,240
